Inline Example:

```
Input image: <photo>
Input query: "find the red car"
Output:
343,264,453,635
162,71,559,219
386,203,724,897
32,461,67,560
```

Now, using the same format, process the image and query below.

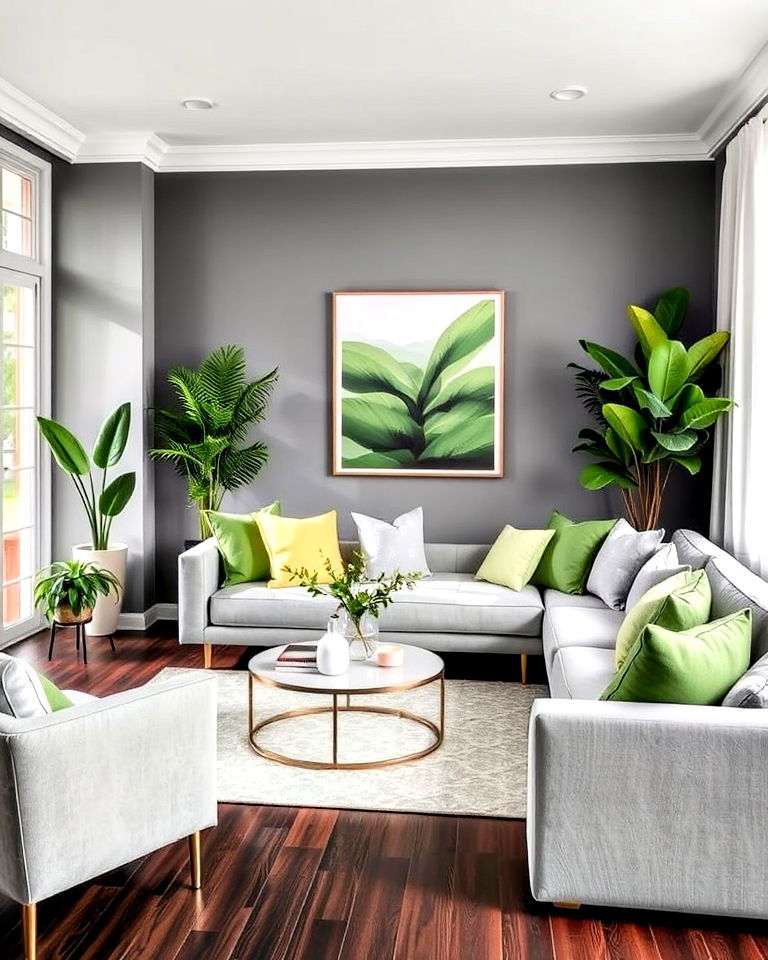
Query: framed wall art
332,290,504,477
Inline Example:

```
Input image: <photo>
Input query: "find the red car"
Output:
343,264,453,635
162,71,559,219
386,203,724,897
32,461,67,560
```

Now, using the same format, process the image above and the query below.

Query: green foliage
285,552,422,632
150,345,278,537
37,404,135,550
340,299,498,470
34,560,121,621
572,288,734,529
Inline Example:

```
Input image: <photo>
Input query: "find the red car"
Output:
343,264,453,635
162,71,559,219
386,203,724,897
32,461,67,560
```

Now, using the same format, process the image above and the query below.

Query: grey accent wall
154,164,716,601
54,163,156,612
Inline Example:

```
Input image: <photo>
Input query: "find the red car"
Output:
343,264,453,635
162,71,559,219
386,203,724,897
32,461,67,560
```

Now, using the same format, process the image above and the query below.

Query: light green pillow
601,610,752,705
475,526,556,591
532,510,616,594
205,501,281,586
614,569,711,669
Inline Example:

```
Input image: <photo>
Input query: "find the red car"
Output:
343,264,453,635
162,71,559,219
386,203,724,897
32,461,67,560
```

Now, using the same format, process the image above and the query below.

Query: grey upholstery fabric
542,589,607,609
179,538,221,644
341,540,488,574
625,543,690,611
542,603,623,671
210,574,544,636
672,528,732,571
707,556,768,661
548,646,617,700
0,674,217,904
722,651,768,707
586,519,664,610
527,698,768,918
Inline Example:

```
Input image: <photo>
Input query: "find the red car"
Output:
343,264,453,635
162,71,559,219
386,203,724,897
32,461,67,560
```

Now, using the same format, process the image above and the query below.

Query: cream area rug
152,668,547,819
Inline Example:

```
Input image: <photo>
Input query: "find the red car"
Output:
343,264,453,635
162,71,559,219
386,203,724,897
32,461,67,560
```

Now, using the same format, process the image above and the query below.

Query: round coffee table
247,644,445,770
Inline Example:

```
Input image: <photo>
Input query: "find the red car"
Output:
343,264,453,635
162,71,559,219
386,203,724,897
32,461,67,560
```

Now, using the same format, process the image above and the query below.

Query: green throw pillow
475,526,556,591
614,569,711,669
601,609,752,705
532,510,616,594
38,673,73,712
205,501,281,585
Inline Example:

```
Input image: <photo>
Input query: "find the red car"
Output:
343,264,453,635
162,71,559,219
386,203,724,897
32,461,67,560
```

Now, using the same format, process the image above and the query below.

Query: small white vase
316,618,350,676
72,543,127,637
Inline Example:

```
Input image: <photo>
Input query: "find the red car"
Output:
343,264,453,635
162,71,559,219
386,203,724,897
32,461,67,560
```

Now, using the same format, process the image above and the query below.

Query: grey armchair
0,673,218,960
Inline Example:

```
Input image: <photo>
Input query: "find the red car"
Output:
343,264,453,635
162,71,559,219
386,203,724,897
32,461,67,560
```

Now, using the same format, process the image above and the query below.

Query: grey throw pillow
722,652,768,707
586,518,664,610
625,542,691,611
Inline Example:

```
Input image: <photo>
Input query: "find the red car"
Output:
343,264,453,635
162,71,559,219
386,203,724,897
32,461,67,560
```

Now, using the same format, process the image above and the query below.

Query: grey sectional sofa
528,528,768,920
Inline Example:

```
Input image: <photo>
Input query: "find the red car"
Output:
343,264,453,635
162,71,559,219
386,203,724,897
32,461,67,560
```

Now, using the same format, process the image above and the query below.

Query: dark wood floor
2,627,768,960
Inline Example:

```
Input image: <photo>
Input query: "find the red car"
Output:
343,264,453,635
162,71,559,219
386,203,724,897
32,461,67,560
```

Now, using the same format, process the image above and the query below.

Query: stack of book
274,643,318,672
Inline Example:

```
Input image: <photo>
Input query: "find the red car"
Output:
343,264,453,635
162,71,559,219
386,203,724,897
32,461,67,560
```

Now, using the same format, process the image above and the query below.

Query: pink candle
375,644,404,667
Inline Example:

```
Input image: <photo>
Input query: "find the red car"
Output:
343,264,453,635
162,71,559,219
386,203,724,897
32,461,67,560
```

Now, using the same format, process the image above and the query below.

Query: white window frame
0,136,52,647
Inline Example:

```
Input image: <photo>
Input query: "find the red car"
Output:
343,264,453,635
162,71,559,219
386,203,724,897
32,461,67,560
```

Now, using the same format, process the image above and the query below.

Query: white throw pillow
351,507,431,578
0,654,51,718
586,518,664,610
625,542,691,611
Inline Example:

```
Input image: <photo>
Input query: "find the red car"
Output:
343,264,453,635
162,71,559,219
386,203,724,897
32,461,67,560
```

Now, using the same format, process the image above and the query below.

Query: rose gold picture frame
332,290,505,477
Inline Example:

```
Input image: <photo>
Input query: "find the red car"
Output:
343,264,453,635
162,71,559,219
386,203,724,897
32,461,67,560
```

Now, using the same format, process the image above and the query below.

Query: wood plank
498,820,555,960
550,913,609,960
449,818,503,960
603,921,662,960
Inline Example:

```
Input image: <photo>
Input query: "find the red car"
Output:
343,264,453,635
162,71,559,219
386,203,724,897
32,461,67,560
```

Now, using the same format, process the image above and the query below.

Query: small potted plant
34,560,122,625
286,552,421,659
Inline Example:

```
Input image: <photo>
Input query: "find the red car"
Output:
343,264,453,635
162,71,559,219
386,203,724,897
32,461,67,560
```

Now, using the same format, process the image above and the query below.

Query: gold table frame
248,668,445,770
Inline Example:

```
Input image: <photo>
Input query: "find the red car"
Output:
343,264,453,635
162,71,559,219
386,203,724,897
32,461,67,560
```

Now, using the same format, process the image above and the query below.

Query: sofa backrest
340,541,488,574
672,529,733,570
706,556,768,662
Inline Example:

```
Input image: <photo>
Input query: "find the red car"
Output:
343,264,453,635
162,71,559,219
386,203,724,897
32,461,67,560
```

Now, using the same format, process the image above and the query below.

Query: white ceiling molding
75,132,166,170
0,77,83,161
698,39,768,154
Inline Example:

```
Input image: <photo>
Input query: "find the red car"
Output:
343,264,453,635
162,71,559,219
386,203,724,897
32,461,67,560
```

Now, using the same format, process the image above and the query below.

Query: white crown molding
0,77,83,161
75,132,166,170
698,40,768,154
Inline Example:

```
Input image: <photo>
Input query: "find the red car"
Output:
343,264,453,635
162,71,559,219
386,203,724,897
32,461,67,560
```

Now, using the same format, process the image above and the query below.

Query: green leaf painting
334,292,503,475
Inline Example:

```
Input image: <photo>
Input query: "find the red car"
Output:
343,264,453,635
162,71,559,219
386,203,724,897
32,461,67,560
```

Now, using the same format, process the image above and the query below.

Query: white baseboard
117,603,178,631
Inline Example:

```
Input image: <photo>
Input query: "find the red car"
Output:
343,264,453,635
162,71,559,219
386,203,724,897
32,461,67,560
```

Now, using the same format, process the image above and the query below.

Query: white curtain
710,114,768,577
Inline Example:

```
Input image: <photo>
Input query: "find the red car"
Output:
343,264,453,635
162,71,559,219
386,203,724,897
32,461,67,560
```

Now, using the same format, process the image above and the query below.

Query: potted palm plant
150,345,278,540
34,560,122,625
571,287,734,529
37,403,135,636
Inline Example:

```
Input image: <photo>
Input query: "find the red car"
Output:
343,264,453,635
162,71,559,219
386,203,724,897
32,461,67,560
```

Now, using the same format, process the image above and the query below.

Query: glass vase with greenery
34,560,122,624
571,287,734,530
150,345,278,539
37,404,135,550
286,552,422,658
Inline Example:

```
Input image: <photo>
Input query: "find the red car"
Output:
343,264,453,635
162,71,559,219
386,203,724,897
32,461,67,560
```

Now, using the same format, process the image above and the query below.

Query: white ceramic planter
72,543,128,637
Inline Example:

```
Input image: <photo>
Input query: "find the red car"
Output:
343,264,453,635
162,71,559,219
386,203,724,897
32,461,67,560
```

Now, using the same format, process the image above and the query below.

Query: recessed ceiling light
181,97,215,111
549,86,588,102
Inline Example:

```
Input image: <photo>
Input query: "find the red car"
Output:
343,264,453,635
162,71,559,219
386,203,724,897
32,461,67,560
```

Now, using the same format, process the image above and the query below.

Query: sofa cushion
543,589,607,609
533,511,616,595
722,651,768,708
475,526,555,591
625,542,690,611
549,646,618,700
210,573,545,636
707,556,768,661
672,529,732,571
586,519,664,610
542,603,623,671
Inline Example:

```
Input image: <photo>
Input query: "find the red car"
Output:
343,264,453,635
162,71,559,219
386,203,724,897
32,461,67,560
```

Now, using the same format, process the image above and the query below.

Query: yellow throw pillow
476,525,556,591
256,510,343,588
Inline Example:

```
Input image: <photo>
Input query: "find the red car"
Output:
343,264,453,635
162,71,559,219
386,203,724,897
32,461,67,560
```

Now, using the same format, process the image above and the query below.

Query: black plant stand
48,618,115,666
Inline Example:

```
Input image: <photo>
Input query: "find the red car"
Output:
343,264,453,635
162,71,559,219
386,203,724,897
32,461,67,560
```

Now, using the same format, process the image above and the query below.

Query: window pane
1,211,32,257
4,345,35,406
4,527,33,581
3,467,34,532
4,576,32,626
2,169,32,217
3,408,36,471
3,284,35,345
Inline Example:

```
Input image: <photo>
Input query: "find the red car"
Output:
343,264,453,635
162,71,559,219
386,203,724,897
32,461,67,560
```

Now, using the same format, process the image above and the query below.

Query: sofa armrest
0,674,217,904
178,537,220,644
527,698,768,919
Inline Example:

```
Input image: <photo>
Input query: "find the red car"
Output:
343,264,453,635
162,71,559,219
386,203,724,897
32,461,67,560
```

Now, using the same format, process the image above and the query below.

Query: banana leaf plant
571,287,733,530
149,345,278,539
37,404,136,550
341,299,497,470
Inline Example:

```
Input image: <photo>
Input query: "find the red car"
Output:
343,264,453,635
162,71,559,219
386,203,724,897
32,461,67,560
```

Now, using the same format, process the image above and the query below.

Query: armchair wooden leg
22,903,36,960
203,644,213,669
520,653,528,685
553,901,581,910
189,831,202,889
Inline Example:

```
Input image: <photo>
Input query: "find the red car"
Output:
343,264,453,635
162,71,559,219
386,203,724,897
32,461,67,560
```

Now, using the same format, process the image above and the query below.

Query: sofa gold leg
189,831,202,889
203,644,213,669
520,653,528,685
22,903,36,960
553,901,581,910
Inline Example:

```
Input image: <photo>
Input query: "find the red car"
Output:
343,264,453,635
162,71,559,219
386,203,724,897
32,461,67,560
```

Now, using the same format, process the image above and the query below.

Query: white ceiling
1,0,768,169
